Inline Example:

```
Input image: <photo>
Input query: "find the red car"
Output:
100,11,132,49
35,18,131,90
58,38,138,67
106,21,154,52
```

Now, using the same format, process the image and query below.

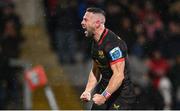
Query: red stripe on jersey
98,29,108,46
110,58,125,65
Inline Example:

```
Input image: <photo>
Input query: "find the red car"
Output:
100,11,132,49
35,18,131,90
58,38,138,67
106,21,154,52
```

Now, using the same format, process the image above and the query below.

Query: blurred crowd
43,0,180,110
0,0,179,110
0,0,23,109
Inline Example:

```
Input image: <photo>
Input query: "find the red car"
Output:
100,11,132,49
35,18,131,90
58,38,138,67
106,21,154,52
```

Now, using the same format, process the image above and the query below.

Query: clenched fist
80,91,91,102
92,94,106,105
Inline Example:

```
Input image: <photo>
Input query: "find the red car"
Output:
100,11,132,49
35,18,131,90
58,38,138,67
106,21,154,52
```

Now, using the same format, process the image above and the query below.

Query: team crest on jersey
109,47,122,60
98,50,105,59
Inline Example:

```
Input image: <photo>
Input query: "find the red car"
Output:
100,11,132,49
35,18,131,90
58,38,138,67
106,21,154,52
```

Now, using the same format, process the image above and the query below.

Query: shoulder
106,30,125,44
106,29,117,40
105,30,127,51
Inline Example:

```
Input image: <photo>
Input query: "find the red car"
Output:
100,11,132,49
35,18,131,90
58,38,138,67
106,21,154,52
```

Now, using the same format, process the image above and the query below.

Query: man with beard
80,7,136,110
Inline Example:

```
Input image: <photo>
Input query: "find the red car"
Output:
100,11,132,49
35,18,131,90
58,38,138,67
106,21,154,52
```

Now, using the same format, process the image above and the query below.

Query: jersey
91,28,136,104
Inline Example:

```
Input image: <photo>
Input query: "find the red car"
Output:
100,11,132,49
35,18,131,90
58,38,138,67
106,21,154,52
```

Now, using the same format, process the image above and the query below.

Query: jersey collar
98,28,108,46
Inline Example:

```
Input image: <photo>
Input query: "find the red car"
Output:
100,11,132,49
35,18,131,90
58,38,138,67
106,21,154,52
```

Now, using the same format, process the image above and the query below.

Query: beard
84,27,94,38
85,30,94,38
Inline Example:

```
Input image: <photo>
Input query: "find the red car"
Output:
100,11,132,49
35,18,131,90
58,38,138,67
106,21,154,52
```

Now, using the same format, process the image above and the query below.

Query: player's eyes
84,18,88,22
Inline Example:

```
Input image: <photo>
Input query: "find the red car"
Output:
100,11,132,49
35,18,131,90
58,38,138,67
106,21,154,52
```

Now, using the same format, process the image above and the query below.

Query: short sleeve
104,40,127,65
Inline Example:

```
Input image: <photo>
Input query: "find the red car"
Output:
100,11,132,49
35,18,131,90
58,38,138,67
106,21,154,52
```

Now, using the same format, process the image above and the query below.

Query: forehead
83,12,94,19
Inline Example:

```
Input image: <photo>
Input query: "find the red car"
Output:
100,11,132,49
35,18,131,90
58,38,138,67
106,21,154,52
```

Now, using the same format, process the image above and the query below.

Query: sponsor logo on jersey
109,47,122,60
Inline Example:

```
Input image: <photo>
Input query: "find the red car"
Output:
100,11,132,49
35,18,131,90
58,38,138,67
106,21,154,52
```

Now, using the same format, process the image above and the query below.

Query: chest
91,43,109,67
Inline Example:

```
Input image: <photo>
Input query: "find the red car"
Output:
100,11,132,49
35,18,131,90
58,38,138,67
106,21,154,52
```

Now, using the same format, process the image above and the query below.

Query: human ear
95,20,101,28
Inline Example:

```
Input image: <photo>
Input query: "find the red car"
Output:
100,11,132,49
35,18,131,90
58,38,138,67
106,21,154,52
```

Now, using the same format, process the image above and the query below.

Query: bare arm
105,61,125,94
85,61,101,93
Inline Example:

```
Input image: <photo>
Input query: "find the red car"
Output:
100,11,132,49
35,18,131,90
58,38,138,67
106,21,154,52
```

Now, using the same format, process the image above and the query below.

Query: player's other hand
92,94,106,105
80,91,91,102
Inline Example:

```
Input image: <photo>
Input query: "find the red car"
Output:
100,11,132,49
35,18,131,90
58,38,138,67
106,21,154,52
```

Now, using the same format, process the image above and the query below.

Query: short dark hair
86,7,106,17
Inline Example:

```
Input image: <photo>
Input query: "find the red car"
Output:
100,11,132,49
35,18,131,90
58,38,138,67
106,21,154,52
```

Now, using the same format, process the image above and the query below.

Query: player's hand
80,91,91,102
92,94,106,105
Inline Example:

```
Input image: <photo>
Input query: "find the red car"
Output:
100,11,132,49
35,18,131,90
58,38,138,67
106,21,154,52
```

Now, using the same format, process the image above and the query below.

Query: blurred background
0,0,179,110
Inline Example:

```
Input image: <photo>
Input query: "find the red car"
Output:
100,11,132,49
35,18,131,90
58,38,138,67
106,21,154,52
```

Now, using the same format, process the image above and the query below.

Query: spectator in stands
164,18,180,59
138,1,163,40
0,2,23,109
147,49,172,109
147,49,170,89
131,34,146,58
1,3,21,36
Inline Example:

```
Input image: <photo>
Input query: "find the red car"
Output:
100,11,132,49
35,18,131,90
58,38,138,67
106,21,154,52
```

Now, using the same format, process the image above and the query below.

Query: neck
94,25,105,42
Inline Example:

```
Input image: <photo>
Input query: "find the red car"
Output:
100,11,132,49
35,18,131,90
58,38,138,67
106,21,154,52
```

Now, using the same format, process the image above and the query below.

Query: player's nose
81,21,84,27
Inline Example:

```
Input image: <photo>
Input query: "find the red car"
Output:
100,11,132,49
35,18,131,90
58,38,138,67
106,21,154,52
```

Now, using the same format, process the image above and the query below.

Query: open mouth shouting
82,25,88,37
84,29,88,36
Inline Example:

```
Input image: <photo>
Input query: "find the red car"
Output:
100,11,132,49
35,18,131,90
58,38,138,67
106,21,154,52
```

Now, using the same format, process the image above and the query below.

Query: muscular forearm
105,61,125,95
105,72,124,94
85,70,100,92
